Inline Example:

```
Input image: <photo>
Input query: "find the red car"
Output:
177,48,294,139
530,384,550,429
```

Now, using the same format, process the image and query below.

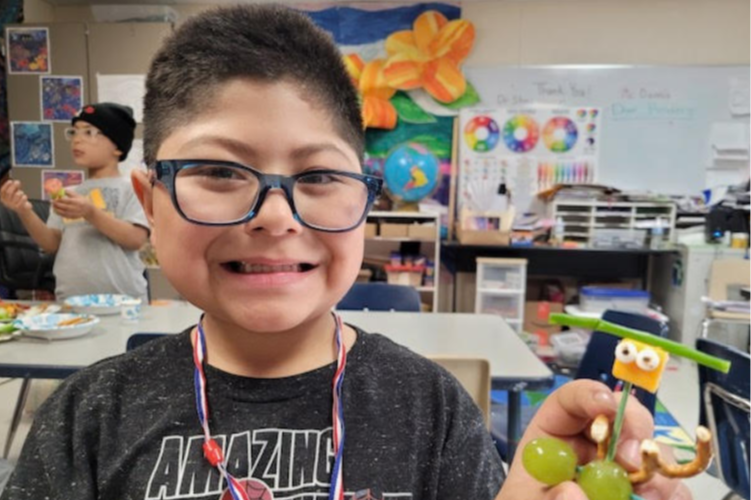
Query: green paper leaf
391,92,437,124
438,81,481,110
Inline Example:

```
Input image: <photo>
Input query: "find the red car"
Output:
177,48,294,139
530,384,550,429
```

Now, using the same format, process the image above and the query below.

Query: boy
2,6,689,500
0,103,149,301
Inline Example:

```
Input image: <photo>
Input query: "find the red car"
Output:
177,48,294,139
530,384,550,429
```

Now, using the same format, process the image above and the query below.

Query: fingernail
593,390,616,408
639,489,660,500
621,439,641,468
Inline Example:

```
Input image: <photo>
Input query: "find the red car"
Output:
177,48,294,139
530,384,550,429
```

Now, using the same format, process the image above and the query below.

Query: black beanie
72,103,136,161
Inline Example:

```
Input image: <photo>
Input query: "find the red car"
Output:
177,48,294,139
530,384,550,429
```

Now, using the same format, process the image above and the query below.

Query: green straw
607,381,632,462
549,313,731,373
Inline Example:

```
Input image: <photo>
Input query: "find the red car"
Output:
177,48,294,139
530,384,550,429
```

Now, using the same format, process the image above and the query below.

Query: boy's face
140,79,365,333
69,122,121,168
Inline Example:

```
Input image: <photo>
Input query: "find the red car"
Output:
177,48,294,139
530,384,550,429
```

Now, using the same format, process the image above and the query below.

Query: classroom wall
31,0,750,66
462,0,750,66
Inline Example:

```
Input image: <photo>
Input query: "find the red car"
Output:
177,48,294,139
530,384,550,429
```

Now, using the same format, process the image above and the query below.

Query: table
1,304,552,460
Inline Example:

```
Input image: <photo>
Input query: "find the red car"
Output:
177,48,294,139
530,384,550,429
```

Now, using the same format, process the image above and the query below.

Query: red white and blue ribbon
192,312,347,500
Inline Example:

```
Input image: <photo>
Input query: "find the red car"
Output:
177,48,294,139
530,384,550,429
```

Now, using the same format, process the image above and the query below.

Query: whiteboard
464,66,750,195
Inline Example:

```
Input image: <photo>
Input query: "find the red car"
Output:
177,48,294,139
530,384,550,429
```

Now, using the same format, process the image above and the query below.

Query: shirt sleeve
437,382,506,499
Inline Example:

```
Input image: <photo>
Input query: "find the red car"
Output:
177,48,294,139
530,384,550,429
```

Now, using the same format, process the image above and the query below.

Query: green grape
522,437,578,486
577,460,633,500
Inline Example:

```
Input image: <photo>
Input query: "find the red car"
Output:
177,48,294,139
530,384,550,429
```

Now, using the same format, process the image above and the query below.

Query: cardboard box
380,223,409,238
456,207,514,245
364,223,377,239
523,301,564,346
408,223,437,240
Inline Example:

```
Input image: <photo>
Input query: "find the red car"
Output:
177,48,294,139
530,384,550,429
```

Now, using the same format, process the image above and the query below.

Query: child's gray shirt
46,176,148,301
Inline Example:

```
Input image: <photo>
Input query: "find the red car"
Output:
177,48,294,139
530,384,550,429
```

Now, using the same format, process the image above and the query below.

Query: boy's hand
498,380,692,500
52,190,94,220
0,180,33,213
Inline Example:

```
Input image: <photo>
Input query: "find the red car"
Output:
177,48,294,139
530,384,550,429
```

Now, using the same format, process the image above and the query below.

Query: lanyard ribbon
192,313,347,500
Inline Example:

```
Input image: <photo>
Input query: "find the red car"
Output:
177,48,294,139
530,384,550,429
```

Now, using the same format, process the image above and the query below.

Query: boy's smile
139,79,365,345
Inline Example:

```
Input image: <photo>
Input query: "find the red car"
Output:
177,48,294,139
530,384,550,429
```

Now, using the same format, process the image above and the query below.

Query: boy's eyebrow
180,136,351,163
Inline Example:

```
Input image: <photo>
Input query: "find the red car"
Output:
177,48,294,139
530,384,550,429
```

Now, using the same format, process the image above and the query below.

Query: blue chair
336,283,422,312
575,309,669,415
126,332,166,351
697,338,750,500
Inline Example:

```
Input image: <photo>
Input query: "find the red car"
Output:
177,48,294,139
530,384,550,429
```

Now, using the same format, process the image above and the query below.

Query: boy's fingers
533,380,618,437
542,481,589,500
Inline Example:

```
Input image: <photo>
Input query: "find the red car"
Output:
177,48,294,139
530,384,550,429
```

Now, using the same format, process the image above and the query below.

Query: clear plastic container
479,266,523,291
478,294,521,319
580,287,650,314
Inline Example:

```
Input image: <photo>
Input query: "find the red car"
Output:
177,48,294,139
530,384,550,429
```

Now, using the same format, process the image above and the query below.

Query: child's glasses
63,127,102,141
150,159,383,232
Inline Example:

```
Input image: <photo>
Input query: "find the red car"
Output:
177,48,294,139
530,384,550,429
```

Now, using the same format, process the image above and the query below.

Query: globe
382,143,441,204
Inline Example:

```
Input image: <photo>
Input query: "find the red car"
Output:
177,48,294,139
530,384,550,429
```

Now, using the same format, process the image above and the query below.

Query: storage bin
479,266,523,290
364,223,377,239
477,294,521,319
407,223,436,240
580,287,650,314
380,223,409,238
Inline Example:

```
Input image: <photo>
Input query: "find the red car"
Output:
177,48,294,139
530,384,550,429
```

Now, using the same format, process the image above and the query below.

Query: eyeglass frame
63,127,104,141
149,159,383,233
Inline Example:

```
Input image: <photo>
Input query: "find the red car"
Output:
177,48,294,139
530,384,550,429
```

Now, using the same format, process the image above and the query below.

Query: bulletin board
464,66,750,196
5,23,89,197
4,22,172,198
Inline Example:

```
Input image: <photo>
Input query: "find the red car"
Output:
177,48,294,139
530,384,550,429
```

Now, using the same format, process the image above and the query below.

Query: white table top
0,304,552,389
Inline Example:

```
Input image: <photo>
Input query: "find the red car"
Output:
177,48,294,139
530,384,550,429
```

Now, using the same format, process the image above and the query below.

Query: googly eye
636,348,661,372
615,341,637,363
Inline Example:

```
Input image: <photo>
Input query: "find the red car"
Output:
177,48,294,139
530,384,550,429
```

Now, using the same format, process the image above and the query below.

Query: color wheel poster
459,107,601,214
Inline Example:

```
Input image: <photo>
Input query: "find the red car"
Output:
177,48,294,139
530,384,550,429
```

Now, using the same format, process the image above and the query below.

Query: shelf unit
364,211,440,312
474,258,527,333
551,200,677,246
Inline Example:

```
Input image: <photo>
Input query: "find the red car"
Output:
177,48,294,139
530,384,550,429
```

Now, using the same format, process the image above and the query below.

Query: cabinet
650,245,747,346
364,211,440,311
551,200,677,246
475,258,527,332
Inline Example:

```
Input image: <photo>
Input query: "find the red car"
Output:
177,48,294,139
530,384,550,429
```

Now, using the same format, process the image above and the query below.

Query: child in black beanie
0,102,149,300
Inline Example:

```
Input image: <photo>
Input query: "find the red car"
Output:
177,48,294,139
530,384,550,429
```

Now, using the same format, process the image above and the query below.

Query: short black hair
143,4,364,165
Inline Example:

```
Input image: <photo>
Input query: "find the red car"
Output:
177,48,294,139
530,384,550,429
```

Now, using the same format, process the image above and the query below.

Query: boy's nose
243,190,302,236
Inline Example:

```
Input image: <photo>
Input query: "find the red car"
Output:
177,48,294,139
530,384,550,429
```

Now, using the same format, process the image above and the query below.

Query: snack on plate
0,301,28,320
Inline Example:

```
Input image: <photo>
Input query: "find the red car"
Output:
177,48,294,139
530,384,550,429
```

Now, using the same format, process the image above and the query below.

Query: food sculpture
521,314,731,500
43,177,66,200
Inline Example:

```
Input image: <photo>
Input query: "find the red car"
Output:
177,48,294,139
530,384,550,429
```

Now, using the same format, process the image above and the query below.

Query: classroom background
0,0,749,498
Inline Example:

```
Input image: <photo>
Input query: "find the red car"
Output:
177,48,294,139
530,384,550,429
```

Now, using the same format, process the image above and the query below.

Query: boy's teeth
236,263,301,274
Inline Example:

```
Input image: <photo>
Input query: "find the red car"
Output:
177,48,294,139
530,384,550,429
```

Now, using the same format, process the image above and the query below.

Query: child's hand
52,189,94,220
0,180,32,213
498,380,692,500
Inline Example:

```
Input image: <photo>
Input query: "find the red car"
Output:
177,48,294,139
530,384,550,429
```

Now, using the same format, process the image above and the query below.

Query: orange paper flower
383,11,475,103
344,54,397,130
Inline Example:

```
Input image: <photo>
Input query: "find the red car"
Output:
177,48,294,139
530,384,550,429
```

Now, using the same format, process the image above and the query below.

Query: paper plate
64,294,134,315
15,313,100,340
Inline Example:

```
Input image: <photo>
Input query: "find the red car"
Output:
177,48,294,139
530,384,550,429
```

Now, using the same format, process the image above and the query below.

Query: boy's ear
131,170,156,232
113,148,123,159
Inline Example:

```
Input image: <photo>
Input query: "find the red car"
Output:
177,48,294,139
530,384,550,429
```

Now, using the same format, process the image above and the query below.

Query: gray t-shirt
47,176,148,301
2,328,505,500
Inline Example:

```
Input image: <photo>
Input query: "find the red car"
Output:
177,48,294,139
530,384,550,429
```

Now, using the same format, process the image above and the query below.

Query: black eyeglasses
150,159,382,232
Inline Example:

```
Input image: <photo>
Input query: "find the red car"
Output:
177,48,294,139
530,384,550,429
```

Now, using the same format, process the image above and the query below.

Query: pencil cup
120,298,142,322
